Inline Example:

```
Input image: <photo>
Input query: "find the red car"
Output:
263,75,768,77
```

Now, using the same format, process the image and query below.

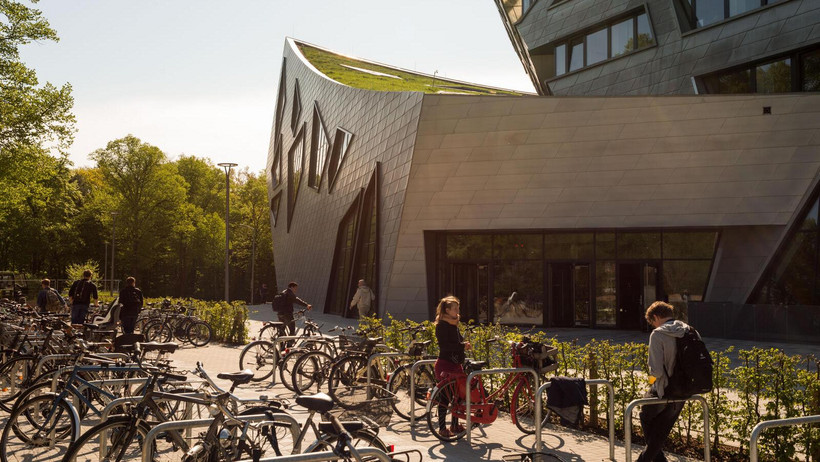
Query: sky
19,0,535,173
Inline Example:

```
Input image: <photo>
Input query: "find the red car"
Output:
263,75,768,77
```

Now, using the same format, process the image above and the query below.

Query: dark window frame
286,123,306,232
308,103,330,191
690,0,784,29
698,44,820,94
327,127,354,193
290,80,302,134
270,191,282,227
552,9,655,79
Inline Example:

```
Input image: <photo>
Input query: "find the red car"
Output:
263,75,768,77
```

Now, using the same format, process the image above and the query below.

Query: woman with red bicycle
433,295,472,439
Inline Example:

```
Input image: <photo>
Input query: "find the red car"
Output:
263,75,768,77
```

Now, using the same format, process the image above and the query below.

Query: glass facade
691,0,784,29
754,195,820,306
434,230,718,329
554,11,654,77
701,46,820,94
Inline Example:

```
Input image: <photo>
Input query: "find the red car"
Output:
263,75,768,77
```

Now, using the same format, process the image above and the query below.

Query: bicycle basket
329,386,397,427
520,342,559,375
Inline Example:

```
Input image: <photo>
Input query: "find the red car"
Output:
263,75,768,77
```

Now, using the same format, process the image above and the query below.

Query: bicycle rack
624,395,710,462
409,359,437,427
141,413,301,462
534,379,615,461
247,447,393,462
465,367,539,444
749,414,820,462
366,351,407,399
34,352,129,375
268,335,301,385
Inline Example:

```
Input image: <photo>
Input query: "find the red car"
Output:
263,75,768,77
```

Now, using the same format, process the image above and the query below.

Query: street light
218,162,238,302
239,224,257,305
103,241,108,293
110,212,118,295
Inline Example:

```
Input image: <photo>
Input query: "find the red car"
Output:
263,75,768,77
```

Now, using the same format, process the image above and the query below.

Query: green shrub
143,297,248,344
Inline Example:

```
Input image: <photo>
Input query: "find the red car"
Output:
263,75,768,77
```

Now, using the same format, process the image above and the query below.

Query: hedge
142,297,249,344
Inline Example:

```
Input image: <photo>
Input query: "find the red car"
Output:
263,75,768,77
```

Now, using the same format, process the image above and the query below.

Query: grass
297,43,523,96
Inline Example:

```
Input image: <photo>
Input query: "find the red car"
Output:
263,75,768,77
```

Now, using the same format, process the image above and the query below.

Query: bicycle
425,338,558,441
143,306,213,347
385,325,437,421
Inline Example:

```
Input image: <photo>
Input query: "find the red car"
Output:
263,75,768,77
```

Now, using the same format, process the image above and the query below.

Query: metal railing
409,359,437,427
464,367,538,444
749,414,820,462
142,413,301,462
243,447,392,462
534,379,615,461
624,395,710,462
366,351,406,398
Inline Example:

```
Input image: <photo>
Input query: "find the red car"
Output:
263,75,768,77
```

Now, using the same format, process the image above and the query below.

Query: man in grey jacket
638,301,688,462
349,279,375,319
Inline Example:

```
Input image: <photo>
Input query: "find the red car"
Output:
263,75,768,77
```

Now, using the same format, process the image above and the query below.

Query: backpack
45,289,62,312
74,280,90,303
271,290,289,312
664,326,713,399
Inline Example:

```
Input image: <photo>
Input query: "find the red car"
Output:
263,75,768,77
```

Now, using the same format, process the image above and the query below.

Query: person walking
68,270,99,326
118,277,143,334
349,279,375,319
276,282,311,337
638,301,689,462
258,283,270,304
36,279,67,313
433,295,472,439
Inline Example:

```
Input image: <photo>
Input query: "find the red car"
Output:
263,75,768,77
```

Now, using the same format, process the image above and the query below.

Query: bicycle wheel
426,380,466,442
238,407,296,457
59,416,151,462
278,348,306,392
0,394,78,462
308,429,388,453
511,377,550,435
387,363,435,421
143,320,172,343
0,355,37,412
327,355,372,410
238,340,277,382
187,321,213,347
259,323,286,343
291,351,333,394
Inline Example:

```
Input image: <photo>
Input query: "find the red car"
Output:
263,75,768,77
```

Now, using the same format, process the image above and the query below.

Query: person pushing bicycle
433,295,471,438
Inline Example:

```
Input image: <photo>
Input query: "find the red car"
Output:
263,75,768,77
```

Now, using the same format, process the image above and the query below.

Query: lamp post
103,241,109,293
110,212,118,295
218,162,238,302
239,224,257,305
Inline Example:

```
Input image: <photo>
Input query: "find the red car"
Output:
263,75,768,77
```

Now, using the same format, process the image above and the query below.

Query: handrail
625,395,710,462
244,447,392,462
749,414,820,462
142,413,301,462
366,351,406,399
535,379,615,461
465,367,538,444
409,359,437,427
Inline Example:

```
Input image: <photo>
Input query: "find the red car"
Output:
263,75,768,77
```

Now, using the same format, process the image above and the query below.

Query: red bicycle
425,339,557,441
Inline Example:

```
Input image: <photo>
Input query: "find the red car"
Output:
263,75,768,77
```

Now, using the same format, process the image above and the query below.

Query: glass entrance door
618,262,660,330
574,264,591,326
550,263,573,327
451,263,489,324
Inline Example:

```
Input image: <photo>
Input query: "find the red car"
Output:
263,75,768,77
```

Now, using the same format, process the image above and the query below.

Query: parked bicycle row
0,300,407,462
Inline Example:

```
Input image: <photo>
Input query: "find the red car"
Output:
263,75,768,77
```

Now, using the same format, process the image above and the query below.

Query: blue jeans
71,304,89,325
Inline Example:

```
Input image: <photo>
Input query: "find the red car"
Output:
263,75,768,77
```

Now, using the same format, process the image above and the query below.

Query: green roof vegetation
296,42,523,96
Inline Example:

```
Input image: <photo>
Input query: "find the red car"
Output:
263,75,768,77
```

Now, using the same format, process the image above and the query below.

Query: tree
232,170,275,300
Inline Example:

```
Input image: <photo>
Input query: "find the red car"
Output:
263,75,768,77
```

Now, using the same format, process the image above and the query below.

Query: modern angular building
269,0,820,343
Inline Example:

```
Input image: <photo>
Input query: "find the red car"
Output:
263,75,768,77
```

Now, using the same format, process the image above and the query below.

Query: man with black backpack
271,281,312,337
68,270,99,326
639,301,712,462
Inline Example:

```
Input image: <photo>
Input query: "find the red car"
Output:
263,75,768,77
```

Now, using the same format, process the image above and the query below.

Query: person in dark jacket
278,282,312,337
118,277,143,334
258,283,270,304
433,295,471,439
36,279,67,313
68,270,99,325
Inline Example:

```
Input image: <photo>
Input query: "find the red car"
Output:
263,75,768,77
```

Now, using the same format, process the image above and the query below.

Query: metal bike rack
749,414,820,462
624,395,710,462
465,367,538,444
268,335,301,385
34,352,129,375
142,413,301,462
534,379,615,461
245,447,392,462
366,351,406,399
409,359,437,427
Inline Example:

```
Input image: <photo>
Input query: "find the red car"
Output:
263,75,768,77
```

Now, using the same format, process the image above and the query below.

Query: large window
308,104,330,190
754,195,820,305
701,47,820,94
689,0,784,29
553,11,654,78
327,128,353,192
286,125,305,230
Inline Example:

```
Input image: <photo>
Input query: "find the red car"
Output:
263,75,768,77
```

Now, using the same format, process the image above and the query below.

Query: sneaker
450,424,466,434
439,428,454,438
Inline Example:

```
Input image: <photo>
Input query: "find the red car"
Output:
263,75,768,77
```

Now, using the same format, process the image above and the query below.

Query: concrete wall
515,0,820,95
387,93,820,320
267,39,423,313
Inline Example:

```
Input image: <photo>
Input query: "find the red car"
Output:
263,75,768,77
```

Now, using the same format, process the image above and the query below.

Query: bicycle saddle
217,369,254,385
265,321,285,327
140,341,179,354
295,392,334,413
466,360,488,370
